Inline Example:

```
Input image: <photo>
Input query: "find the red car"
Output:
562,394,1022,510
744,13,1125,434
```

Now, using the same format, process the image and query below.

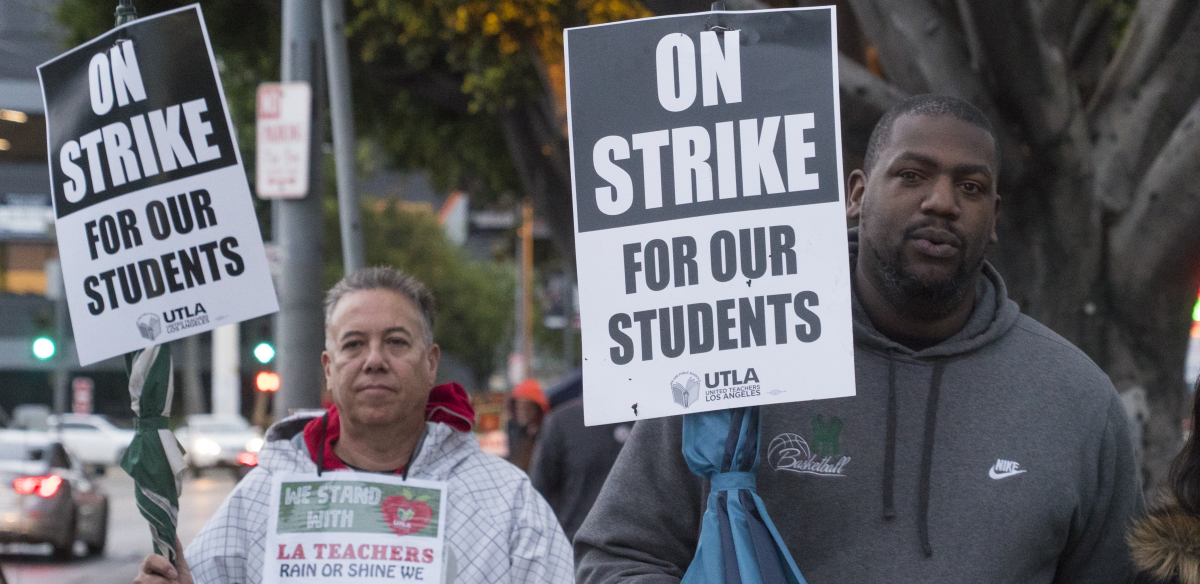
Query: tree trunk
512,0,1200,493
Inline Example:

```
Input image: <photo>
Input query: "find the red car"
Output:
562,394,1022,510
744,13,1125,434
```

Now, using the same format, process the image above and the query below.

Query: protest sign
256,82,312,199
264,472,447,584
566,7,855,425
37,5,278,365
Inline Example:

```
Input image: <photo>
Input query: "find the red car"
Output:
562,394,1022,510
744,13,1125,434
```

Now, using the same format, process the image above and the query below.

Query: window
49,444,71,469
61,423,100,432
0,445,45,461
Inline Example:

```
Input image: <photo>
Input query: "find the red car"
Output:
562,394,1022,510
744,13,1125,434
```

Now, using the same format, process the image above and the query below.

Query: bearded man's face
855,114,1000,317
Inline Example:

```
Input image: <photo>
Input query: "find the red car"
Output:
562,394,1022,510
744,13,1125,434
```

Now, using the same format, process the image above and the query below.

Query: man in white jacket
137,267,574,584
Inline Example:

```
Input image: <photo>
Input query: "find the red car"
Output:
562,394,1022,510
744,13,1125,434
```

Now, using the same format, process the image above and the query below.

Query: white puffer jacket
184,414,575,584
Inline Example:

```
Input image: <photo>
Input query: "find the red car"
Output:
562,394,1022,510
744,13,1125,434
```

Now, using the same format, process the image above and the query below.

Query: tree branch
1087,0,1197,116
845,0,979,97
837,54,907,156
1035,0,1092,51
1089,4,1200,212
838,54,907,112
847,0,1036,192
967,0,1084,147
1108,95,1200,305
500,101,576,262
1064,1,1108,68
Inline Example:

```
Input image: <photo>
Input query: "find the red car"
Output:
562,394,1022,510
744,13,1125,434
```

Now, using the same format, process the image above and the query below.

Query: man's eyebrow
889,152,939,168
337,326,412,341
891,152,993,180
950,163,994,180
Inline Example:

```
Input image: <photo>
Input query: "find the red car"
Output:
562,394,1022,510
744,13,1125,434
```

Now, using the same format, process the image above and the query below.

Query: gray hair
324,267,436,345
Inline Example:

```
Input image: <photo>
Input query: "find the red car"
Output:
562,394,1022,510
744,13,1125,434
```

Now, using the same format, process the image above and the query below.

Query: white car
174,415,263,477
47,414,135,468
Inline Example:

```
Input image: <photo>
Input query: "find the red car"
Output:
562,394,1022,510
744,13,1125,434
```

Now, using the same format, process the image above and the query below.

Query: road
0,467,238,584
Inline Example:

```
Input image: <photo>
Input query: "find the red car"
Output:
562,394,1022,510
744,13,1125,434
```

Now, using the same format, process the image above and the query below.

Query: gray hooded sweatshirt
575,232,1141,583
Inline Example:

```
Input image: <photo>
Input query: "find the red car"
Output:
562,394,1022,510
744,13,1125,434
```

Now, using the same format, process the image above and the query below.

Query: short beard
871,238,984,320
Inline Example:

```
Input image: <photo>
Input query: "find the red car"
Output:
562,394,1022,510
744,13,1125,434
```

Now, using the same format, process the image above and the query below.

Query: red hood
303,382,475,472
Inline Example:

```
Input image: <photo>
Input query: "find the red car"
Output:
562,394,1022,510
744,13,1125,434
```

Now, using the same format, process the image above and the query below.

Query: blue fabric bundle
680,407,807,584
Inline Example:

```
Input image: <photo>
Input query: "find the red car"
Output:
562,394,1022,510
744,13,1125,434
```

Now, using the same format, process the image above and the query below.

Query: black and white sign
566,7,855,425
38,5,278,365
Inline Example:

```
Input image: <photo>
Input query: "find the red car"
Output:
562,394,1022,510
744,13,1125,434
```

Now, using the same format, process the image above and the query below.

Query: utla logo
670,372,700,408
136,313,161,340
380,495,432,536
163,302,206,323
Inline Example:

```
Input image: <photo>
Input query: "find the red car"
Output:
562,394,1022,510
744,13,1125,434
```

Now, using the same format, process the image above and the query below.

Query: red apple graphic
380,495,433,536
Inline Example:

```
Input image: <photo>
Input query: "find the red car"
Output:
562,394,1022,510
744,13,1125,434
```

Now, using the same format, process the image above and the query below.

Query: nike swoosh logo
989,468,1027,480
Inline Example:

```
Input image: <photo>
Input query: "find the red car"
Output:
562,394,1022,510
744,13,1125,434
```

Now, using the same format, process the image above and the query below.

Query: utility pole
276,0,326,414
45,260,69,415
212,325,240,416
521,199,534,380
181,335,204,414
322,0,364,275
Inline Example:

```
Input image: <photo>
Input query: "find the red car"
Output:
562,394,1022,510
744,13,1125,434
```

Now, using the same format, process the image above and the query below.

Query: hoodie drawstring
882,352,897,519
880,355,950,558
918,360,947,557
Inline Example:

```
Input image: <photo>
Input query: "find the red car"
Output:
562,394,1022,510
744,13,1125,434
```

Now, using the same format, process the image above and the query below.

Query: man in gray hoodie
574,94,1141,583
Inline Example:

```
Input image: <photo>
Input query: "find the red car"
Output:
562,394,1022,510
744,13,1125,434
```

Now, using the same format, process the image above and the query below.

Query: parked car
10,404,51,431
174,414,263,477
0,430,108,559
47,414,135,468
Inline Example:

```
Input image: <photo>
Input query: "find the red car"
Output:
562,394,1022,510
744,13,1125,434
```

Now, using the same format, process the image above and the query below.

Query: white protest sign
566,7,856,425
264,472,447,584
256,82,312,198
37,5,278,365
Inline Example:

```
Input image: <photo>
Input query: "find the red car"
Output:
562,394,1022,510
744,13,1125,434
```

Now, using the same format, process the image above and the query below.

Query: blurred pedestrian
576,95,1142,583
135,267,572,584
530,397,632,541
507,379,549,471
1128,378,1200,584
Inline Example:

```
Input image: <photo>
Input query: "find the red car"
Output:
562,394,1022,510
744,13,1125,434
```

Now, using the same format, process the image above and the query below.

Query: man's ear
990,194,1001,244
425,343,441,381
321,350,332,380
846,169,867,220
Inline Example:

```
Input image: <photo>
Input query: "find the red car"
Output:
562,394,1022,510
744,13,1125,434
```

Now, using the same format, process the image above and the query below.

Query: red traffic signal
256,371,281,392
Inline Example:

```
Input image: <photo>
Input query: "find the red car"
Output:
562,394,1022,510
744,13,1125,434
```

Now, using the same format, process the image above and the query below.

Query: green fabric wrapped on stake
120,345,188,564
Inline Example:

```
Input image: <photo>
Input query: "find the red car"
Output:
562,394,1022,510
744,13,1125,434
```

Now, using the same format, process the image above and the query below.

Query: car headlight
193,437,221,456
245,437,264,453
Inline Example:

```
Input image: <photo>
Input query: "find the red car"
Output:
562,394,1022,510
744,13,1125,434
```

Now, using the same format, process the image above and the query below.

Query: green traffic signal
32,337,55,360
254,342,275,364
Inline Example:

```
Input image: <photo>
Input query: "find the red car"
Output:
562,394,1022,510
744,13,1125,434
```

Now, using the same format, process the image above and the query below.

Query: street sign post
37,6,279,366
72,376,94,414
255,82,312,199
566,7,856,425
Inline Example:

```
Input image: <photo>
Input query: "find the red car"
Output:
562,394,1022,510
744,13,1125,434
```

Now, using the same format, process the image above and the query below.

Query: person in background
1128,377,1200,584
530,396,633,541
506,379,549,471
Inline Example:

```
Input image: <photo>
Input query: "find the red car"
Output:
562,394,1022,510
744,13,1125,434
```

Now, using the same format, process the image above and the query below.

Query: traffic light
256,371,281,392
32,336,55,360
253,342,275,364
